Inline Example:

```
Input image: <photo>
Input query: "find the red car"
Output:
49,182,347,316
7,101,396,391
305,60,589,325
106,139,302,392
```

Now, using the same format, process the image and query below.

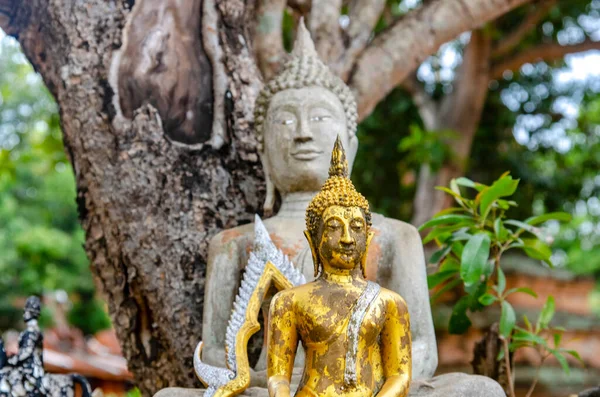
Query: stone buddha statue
155,19,505,397
267,137,411,397
202,20,437,383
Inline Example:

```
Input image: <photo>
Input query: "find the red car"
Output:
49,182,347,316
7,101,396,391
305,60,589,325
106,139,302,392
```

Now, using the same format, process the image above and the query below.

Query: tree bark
0,0,263,394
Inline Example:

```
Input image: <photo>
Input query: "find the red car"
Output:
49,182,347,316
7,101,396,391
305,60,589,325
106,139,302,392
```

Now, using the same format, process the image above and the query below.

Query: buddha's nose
340,225,353,245
294,117,313,143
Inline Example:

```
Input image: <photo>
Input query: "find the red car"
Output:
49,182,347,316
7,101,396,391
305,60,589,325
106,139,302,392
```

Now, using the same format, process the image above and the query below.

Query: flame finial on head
292,18,318,59
306,135,371,240
328,136,349,178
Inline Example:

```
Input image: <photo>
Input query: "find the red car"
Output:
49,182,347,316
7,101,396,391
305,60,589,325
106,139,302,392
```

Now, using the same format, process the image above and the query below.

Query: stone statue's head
254,19,359,213
23,296,41,322
304,137,373,278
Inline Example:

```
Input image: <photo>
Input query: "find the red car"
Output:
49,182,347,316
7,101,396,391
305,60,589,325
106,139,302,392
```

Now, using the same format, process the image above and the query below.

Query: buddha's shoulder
270,284,311,313
272,282,316,303
208,222,255,248
377,286,409,311
371,212,421,242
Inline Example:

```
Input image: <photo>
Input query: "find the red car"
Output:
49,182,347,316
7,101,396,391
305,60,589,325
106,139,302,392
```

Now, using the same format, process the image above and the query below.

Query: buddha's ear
346,135,359,171
304,230,320,278
260,152,276,217
361,231,375,279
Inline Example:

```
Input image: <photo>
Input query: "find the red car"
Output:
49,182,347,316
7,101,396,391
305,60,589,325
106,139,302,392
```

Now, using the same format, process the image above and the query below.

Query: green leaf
496,199,517,210
522,238,553,266
553,331,563,348
550,350,570,375
537,296,555,331
419,214,475,231
450,178,461,196
449,296,472,334
428,270,458,289
439,257,460,272
494,218,509,242
460,233,491,289
512,329,547,346
504,220,545,239
478,293,497,306
523,314,532,331
455,177,476,188
429,245,452,264
500,300,516,338
526,212,572,225
477,175,520,220
505,287,537,298
497,266,506,295
564,349,584,364
454,177,486,191
423,224,471,245
451,241,464,257
434,207,465,216
431,278,461,303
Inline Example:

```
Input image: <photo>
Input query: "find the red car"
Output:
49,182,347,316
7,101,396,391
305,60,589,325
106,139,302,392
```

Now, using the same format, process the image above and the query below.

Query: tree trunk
411,29,492,227
0,0,264,394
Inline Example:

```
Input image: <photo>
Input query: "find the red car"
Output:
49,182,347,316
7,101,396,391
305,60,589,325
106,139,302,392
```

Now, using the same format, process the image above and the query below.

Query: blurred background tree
0,36,110,334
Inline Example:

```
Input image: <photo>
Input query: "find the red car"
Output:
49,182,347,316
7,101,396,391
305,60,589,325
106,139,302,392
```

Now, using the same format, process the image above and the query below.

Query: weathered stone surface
154,373,506,397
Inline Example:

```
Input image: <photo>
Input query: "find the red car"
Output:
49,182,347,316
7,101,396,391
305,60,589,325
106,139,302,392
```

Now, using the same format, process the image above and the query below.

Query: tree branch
308,0,344,66
333,0,387,79
439,28,491,137
491,38,600,79
492,0,558,59
349,0,532,121
254,0,287,81
402,72,438,130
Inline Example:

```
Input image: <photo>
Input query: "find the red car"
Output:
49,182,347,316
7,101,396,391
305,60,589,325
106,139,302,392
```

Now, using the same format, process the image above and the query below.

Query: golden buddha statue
266,136,411,397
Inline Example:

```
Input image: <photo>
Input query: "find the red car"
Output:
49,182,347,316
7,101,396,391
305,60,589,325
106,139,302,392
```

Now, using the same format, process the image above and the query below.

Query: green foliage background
0,36,110,333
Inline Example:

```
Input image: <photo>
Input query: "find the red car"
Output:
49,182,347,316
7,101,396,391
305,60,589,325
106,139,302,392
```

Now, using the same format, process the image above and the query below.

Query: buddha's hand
267,375,292,397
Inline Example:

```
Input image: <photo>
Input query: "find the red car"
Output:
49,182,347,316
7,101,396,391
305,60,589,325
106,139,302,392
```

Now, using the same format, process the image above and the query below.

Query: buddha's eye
273,111,297,126
280,118,296,126
350,221,364,231
309,115,332,122
327,220,341,230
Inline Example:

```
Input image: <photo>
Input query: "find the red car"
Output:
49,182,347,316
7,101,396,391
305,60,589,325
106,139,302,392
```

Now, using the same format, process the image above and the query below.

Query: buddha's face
262,86,358,193
317,205,369,272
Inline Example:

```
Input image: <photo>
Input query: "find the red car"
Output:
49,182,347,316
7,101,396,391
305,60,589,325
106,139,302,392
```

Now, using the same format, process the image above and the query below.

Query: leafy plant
420,173,582,397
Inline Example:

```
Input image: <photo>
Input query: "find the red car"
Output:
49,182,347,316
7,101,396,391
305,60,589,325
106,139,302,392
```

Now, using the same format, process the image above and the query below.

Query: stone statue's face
263,86,358,193
317,206,367,271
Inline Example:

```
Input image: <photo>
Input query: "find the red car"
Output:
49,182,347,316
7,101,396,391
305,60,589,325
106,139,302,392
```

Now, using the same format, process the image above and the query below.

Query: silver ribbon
344,281,380,386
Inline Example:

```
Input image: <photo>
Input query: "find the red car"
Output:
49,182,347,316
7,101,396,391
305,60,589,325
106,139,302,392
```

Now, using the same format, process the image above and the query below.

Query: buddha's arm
377,296,411,397
387,221,438,379
201,233,243,367
267,292,298,397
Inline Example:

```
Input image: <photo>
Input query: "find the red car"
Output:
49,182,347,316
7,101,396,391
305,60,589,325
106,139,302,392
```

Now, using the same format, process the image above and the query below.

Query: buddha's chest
295,290,386,348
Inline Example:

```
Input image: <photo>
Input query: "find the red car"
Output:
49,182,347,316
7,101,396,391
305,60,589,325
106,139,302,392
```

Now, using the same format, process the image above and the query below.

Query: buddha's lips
291,148,323,160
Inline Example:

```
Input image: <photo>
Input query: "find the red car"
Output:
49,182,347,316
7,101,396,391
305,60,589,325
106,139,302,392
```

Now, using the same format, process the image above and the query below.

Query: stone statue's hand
249,368,268,388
